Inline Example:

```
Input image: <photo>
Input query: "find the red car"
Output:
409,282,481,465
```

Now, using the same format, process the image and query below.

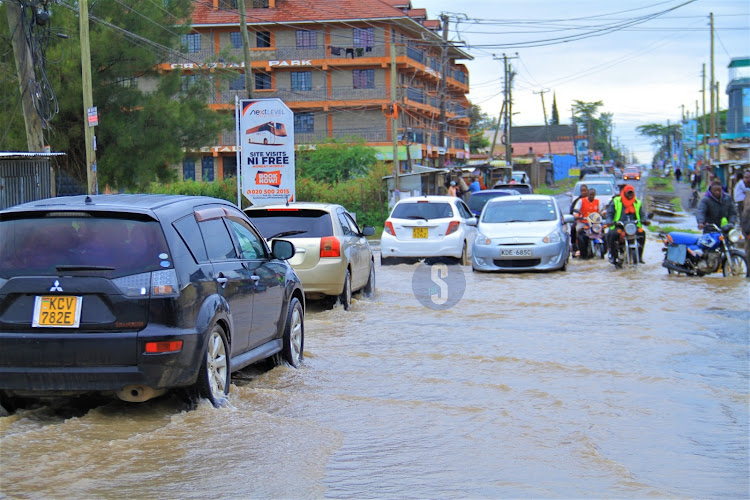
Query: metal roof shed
0,152,66,210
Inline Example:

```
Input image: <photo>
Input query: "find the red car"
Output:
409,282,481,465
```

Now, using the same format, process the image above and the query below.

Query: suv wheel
192,324,230,407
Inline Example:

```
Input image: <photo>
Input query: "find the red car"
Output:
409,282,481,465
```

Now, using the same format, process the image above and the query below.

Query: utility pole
79,0,97,194
701,63,707,165
390,41,399,192
709,12,715,164
437,14,449,169
237,0,253,98
494,53,517,165
534,88,552,155
6,0,45,151
716,81,721,162
487,100,506,161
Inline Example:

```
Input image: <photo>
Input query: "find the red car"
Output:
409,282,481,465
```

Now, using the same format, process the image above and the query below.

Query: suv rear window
391,202,454,220
247,209,333,238
468,191,518,213
0,215,170,278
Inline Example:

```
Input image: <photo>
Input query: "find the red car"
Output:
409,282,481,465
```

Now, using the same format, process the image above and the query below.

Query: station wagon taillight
145,340,183,354
320,236,341,257
384,221,395,235
446,221,460,235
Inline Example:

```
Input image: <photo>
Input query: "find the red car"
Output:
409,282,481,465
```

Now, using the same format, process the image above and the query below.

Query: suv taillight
446,221,460,235
320,237,341,258
113,269,179,297
384,221,395,235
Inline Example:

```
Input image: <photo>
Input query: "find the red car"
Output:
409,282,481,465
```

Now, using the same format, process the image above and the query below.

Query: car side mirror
562,214,576,224
361,226,375,237
272,239,296,260
466,217,478,226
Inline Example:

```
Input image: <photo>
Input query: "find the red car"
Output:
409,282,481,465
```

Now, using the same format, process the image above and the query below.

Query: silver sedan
471,195,575,272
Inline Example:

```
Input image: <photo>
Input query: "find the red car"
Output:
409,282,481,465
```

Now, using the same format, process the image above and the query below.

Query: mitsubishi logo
49,280,63,292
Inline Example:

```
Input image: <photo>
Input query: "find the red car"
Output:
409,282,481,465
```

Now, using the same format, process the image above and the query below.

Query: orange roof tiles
406,8,426,19
192,0,416,26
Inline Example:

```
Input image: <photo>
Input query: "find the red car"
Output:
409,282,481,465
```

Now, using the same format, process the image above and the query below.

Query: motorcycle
582,212,606,259
609,213,652,269
659,223,747,276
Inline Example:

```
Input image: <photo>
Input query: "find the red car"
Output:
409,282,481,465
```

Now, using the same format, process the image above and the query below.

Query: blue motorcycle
660,223,747,276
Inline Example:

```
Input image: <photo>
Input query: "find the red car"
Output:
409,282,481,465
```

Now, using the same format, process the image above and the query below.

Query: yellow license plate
32,296,83,328
413,227,428,238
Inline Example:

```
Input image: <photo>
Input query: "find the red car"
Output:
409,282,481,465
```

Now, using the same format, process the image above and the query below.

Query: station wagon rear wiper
268,230,307,239
406,215,428,220
56,265,116,271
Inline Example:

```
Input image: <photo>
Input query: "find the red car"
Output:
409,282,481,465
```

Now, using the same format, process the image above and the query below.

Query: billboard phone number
247,189,291,195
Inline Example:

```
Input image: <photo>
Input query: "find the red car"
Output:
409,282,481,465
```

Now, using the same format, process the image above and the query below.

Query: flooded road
1,238,748,498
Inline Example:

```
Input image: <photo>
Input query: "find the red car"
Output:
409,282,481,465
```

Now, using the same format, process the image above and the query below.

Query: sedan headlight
727,228,741,243
543,231,562,243
474,232,492,245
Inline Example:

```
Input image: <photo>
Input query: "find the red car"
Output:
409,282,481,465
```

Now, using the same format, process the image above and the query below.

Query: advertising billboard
238,98,295,205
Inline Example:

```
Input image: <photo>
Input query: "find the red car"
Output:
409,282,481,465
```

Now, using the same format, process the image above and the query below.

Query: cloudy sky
422,0,749,163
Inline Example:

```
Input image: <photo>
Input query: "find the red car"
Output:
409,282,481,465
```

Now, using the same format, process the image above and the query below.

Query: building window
223,156,237,179
230,32,242,49
181,74,197,92
296,30,317,49
181,33,200,53
183,157,196,181
251,0,268,7
353,27,374,48
353,69,374,89
202,157,214,182
256,31,271,48
255,71,272,90
291,71,311,91
229,74,245,91
294,113,314,133
219,0,237,9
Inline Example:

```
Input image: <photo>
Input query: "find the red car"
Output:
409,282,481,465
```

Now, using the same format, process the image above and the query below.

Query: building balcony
211,85,391,105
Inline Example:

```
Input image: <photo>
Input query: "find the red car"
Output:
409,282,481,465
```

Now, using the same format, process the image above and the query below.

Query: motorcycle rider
576,188,601,259
697,180,738,232
570,184,588,257
605,184,649,263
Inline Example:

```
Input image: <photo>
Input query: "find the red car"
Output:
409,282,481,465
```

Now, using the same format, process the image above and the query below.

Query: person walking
447,181,459,197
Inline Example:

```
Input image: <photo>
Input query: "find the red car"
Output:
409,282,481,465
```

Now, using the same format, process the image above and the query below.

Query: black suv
0,194,304,409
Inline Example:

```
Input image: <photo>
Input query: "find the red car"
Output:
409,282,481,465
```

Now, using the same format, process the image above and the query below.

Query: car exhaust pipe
662,261,696,276
116,385,167,403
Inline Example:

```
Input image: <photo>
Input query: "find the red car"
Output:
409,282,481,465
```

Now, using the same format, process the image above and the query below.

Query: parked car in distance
612,167,623,179
245,202,375,310
0,194,305,411
381,195,477,265
472,195,575,272
511,170,529,184
467,189,521,217
492,182,533,194
623,166,641,181
571,180,616,210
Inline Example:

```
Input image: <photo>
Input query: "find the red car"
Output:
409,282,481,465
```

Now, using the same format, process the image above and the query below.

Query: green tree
637,122,681,163
572,100,622,161
0,0,232,190
468,103,493,154
296,137,378,184
550,92,560,125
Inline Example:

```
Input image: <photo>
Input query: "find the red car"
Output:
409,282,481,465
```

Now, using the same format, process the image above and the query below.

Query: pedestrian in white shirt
734,170,750,217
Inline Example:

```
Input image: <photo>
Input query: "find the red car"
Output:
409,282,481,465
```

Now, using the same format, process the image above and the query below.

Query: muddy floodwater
1,239,748,498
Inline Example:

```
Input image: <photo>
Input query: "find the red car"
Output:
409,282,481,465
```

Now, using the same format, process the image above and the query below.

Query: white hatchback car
380,196,477,265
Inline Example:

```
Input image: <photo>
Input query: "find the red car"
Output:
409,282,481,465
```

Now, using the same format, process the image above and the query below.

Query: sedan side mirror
466,217,478,227
361,226,375,237
272,239,296,260
562,214,576,224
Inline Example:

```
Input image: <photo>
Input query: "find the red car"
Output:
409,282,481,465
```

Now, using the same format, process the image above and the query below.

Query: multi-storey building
155,0,472,182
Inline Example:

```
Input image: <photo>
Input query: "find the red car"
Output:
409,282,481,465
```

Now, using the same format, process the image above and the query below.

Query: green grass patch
647,224,699,234
536,177,577,195
670,197,681,211
647,176,674,192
